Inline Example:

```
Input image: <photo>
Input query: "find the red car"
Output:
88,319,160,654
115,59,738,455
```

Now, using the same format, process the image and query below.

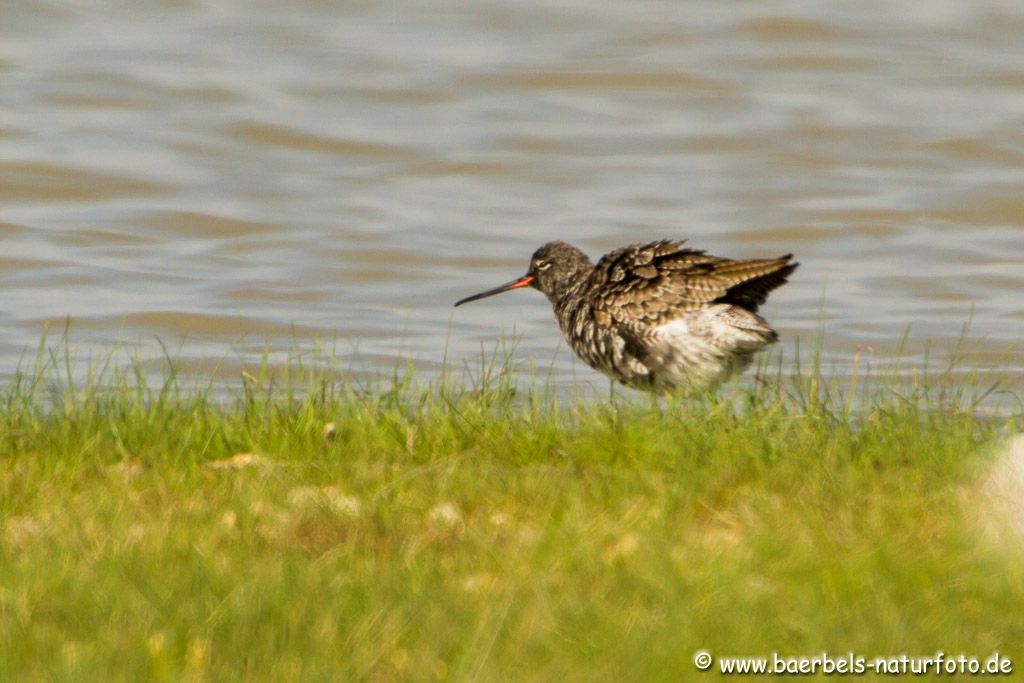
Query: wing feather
589,241,798,326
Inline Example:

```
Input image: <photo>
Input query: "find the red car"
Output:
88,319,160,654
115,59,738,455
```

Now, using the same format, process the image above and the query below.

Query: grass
0,338,1022,681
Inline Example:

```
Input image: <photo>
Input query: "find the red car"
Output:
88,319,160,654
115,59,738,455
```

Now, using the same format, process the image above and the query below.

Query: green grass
0,341,1022,681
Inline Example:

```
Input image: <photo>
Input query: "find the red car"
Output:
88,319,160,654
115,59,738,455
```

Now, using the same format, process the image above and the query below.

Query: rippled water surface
2,0,1022,390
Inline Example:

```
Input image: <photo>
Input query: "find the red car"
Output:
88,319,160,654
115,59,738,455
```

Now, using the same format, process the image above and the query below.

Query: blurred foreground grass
0,341,1022,680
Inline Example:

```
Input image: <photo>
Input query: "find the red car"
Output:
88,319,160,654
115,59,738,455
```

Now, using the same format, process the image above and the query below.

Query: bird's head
454,241,592,308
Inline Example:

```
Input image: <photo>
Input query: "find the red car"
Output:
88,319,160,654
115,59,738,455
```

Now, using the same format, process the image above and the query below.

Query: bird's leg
645,391,665,420
606,379,623,426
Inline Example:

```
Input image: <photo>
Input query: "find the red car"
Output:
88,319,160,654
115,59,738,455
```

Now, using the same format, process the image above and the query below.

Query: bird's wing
712,257,799,311
589,241,798,327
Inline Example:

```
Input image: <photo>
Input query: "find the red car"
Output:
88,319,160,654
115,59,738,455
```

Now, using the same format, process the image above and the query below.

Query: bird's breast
552,296,650,384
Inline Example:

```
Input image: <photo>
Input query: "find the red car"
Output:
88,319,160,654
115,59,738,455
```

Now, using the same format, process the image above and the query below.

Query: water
1,0,1022,391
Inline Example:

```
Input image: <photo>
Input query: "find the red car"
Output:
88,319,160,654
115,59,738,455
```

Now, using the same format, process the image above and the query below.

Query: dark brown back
588,240,798,327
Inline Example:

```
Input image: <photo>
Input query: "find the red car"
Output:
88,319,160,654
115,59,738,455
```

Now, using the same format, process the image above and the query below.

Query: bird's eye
536,261,551,271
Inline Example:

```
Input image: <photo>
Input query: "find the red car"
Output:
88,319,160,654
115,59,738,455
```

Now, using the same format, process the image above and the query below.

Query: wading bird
455,240,797,393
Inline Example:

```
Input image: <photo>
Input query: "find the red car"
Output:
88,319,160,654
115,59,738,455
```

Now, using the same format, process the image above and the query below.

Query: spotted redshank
454,240,798,392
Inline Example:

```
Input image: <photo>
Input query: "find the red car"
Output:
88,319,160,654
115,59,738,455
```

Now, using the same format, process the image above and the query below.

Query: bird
454,240,798,393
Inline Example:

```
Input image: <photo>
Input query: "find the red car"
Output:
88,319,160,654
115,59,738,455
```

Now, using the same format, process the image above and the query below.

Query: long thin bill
454,275,533,307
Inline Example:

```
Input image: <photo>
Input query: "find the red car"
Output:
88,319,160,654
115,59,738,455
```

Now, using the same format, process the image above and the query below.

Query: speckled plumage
455,240,798,393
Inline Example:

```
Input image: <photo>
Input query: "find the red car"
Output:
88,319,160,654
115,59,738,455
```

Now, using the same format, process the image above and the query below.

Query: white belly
644,306,777,391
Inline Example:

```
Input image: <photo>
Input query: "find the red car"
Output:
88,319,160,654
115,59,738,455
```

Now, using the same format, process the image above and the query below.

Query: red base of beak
454,274,534,307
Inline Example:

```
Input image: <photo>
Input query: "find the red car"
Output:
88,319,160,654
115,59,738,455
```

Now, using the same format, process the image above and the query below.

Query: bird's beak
454,274,534,307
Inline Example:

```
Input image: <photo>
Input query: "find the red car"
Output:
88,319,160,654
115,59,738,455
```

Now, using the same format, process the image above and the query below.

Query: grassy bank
0,345,1022,680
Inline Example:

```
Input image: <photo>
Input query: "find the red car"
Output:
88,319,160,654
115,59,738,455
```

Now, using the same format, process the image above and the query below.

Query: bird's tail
716,305,779,350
